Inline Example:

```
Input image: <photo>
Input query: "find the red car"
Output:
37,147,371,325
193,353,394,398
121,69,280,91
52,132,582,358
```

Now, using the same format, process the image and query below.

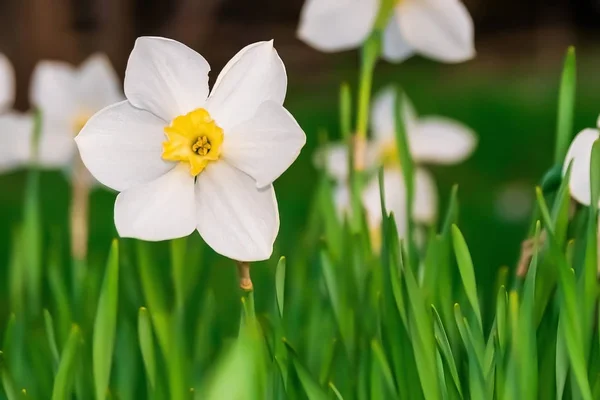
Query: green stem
355,34,381,139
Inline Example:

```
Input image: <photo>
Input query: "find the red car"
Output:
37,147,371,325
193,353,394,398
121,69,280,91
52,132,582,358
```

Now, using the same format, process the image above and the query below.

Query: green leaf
432,305,463,399
495,286,507,358
138,307,156,391
284,340,328,400
454,305,486,400
0,351,19,400
275,257,286,319
52,325,81,400
536,191,593,400
371,339,397,396
397,227,440,400
93,240,119,400
451,225,482,332
23,169,42,315
329,382,345,400
554,46,576,164
43,310,60,370
394,89,417,267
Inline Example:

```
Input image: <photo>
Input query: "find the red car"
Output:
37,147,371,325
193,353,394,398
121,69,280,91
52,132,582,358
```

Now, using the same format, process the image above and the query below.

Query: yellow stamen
162,108,224,176
380,140,400,167
73,113,91,135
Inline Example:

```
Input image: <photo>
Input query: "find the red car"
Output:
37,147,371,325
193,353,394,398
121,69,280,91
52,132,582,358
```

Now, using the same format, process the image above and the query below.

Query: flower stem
70,155,90,303
236,261,253,292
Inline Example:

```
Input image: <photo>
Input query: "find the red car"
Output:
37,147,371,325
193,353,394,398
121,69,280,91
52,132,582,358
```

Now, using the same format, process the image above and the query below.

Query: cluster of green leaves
0,47,598,400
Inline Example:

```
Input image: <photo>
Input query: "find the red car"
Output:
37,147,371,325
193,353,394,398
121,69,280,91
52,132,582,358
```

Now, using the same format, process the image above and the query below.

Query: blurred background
1,0,600,289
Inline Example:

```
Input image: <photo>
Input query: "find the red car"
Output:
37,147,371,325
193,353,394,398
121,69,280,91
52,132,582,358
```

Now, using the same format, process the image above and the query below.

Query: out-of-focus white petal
563,128,600,206
397,0,475,63
313,143,349,181
381,13,414,63
297,0,379,53
75,101,174,191
114,163,196,241
124,37,211,121
0,112,33,172
334,184,351,220
30,61,77,119
36,119,76,168
410,117,477,164
414,168,438,223
371,87,419,142
0,54,15,111
205,41,287,131
223,101,305,188
196,161,279,261
77,53,123,112
362,168,407,235
371,87,396,141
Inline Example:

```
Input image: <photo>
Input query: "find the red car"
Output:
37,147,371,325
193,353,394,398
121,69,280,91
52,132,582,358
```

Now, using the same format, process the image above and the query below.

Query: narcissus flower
30,53,122,170
298,0,475,63
76,37,306,261
0,53,34,173
317,87,476,235
563,120,600,206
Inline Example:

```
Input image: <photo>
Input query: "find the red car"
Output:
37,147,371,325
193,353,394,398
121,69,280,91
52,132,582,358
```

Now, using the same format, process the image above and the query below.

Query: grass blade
52,325,81,400
554,46,576,164
93,240,119,400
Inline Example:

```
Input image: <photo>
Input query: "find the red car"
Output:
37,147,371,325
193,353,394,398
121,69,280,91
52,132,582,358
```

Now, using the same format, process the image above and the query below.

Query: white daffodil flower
317,87,476,236
563,119,600,206
76,37,306,262
297,0,475,63
0,54,36,173
30,53,122,170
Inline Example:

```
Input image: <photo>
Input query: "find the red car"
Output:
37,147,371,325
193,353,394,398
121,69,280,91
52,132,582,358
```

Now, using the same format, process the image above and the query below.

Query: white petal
0,54,15,111
334,184,351,220
77,53,123,113
36,118,76,168
362,168,407,234
0,112,33,172
205,41,287,131
297,0,379,53
397,0,475,63
413,168,438,223
196,161,279,261
124,37,211,121
75,100,174,191
563,128,600,206
313,143,349,181
371,87,419,142
223,101,306,188
410,117,477,164
115,163,196,241
381,13,414,63
30,60,77,119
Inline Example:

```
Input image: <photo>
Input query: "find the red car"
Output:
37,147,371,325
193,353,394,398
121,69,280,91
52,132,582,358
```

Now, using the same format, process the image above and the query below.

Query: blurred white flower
297,0,475,63
0,54,35,173
494,181,533,223
76,37,306,262
30,53,122,169
562,120,600,206
316,87,476,237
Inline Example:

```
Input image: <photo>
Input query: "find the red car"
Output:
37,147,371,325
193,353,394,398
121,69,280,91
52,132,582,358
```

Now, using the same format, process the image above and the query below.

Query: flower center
380,140,400,167
192,136,212,156
162,108,224,176
73,113,91,135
